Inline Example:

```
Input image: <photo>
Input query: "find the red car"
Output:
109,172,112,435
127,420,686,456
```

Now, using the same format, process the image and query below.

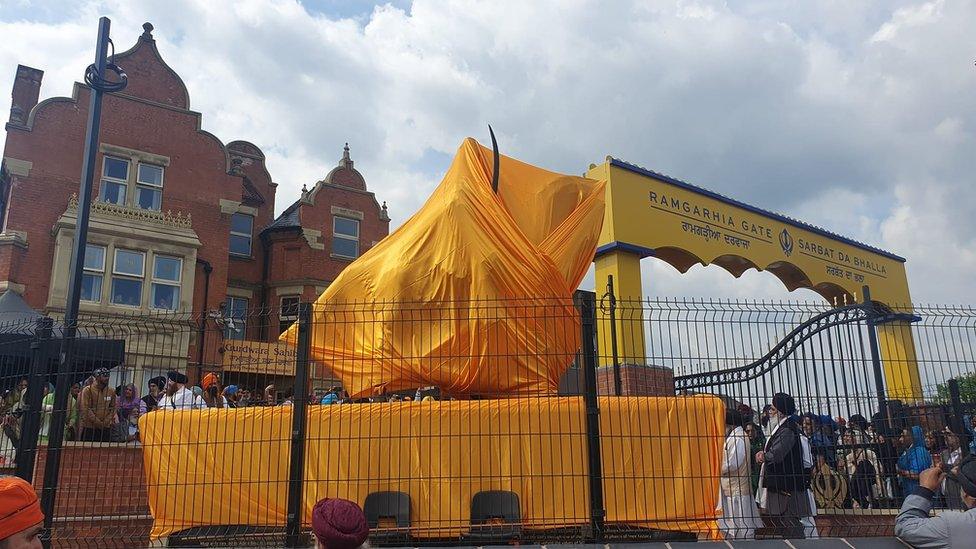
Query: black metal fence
1,292,974,547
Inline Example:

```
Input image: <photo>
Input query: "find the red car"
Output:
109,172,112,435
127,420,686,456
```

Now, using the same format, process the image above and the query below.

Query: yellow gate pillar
865,284,924,402
594,247,648,365
876,322,924,402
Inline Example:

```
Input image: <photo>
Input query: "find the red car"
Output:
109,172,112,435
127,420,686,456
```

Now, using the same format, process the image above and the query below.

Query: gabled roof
262,142,391,235
320,143,367,191
112,22,191,110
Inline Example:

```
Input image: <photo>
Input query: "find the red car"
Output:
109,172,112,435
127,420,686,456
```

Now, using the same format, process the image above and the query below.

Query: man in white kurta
719,412,763,539
157,370,207,411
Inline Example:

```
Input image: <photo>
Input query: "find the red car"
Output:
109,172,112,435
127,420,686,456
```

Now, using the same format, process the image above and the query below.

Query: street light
39,16,127,542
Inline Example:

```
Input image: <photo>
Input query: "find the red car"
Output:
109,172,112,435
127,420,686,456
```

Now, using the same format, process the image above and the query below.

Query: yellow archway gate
586,158,922,401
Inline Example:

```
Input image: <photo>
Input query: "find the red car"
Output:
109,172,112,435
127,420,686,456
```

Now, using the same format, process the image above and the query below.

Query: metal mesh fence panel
1,295,974,546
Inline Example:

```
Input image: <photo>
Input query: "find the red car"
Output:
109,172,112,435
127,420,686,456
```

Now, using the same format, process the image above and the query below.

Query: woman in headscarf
115,383,145,443
718,409,763,539
843,428,883,509
896,426,932,498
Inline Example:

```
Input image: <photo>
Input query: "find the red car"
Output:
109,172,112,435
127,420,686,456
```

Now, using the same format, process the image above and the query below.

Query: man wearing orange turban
0,476,44,548
201,372,219,392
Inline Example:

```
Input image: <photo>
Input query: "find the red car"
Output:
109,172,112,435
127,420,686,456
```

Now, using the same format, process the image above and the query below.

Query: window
135,164,163,211
111,249,144,307
151,255,182,310
332,216,359,259
229,213,253,256
80,244,105,302
98,156,166,209
279,295,300,335
224,296,248,340
99,157,129,205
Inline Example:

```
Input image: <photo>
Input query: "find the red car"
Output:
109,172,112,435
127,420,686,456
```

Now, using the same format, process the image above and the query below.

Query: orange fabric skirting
140,396,723,540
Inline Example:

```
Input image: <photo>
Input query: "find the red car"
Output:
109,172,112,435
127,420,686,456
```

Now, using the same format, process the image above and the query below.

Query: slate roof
263,201,301,233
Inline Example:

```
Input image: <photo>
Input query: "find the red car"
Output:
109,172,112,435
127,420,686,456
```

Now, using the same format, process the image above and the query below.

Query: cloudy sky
1,0,973,304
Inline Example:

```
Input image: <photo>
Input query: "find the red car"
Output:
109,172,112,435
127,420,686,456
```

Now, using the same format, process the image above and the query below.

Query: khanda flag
281,137,606,398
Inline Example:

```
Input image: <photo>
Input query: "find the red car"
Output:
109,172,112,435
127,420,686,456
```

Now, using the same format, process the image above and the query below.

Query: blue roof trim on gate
609,158,906,263
595,241,655,259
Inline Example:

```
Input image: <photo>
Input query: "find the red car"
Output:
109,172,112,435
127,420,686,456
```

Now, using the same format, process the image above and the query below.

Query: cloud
1,0,973,304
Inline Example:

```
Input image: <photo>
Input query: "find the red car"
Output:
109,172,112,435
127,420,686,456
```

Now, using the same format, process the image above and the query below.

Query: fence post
285,302,312,547
39,331,77,547
862,286,889,428
41,19,115,545
948,379,968,455
606,275,621,396
15,317,55,481
576,291,606,541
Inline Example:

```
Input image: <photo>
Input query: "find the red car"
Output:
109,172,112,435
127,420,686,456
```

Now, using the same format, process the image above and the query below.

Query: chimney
8,65,43,127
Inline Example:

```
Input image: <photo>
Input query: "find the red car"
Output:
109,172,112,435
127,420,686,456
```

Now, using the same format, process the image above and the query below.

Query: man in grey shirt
895,454,976,547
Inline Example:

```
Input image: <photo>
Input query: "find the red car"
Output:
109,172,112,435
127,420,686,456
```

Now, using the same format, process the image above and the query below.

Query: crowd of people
718,390,976,542
0,368,448,463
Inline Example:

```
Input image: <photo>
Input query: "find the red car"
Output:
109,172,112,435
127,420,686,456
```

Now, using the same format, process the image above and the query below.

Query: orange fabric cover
280,138,606,397
140,396,723,540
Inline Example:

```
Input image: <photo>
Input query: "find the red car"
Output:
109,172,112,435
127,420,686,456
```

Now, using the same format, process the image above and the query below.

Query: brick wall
815,510,895,537
32,443,151,547
596,364,675,396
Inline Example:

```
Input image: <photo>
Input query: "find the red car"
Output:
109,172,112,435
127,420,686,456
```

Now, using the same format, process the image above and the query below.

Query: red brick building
0,23,389,386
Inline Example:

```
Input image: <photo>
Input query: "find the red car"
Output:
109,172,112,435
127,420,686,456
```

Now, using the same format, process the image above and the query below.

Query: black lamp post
38,16,127,542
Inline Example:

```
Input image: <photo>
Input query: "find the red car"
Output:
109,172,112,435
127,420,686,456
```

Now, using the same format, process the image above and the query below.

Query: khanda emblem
779,228,794,257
